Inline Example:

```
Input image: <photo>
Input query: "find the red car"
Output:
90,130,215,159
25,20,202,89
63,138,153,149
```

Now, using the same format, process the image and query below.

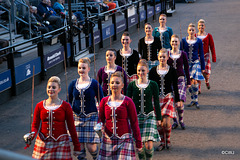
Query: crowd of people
23,14,216,160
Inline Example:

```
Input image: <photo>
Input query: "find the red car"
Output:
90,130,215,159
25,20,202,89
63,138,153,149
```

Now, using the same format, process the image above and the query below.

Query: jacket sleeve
182,52,191,85
31,102,41,139
126,81,133,98
127,98,142,149
209,34,216,62
98,97,106,124
65,102,81,151
96,80,104,103
198,39,205,70
172,68,180,102
152,81,162,120
68,81,74,104
122,69,128,95
97,68,102,86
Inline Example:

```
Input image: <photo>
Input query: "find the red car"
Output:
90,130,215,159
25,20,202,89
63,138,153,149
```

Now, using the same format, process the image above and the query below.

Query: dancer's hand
73,151,81,157
157,120,161,126
202,70,205,73
136,148,143,153
187,85,191,88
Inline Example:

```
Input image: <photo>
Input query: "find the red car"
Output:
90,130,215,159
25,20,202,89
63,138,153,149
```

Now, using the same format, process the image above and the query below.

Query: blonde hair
48,76,61,88
110,71,124,83
171,34,180,40
160,14,167,18
198,19,205,24
78,57,91,67
137,59,149,70
158,48,168,56
188,23,196,28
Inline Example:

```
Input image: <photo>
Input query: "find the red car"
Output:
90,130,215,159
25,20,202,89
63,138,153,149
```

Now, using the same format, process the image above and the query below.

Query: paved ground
0,0,240,159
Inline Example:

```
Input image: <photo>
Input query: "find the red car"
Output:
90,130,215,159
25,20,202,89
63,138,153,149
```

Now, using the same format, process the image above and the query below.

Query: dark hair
122,31,130,37
106,49,117,56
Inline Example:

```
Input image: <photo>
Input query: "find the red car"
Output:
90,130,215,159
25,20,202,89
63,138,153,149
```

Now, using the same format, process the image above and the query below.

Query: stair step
74,49,95,63
14,44,37,57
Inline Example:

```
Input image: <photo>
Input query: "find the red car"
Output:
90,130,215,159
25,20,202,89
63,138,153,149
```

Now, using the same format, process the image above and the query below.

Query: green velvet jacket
127,80,162,120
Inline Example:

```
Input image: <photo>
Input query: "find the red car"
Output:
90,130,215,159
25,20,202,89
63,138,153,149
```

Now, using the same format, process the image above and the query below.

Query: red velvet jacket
99,96,142,149
31,100,80,151
199,33,216,62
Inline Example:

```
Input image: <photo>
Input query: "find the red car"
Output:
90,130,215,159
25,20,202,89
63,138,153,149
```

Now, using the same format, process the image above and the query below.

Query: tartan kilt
159,93,177,118
127,74,138,84
148,60,159,70
72,112,100,143
32,133,72,160
178,76,187,102
138,111,160,142
189,60,205,81
98,133,136,160
204,53,211,75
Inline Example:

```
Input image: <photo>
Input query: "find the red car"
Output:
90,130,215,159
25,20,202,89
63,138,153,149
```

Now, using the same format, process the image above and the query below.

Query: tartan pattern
148,60,159,70
178,76,187,102
189,60,205,81
189,84,199,103
204,53,211,75
72,113,101,143
127,74,138,84
98,133,136,160
32,134,72,160
138,112,160,142
159,93,176,118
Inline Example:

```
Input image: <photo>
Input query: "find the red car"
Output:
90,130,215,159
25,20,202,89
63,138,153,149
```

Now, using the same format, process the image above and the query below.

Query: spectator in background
37,0,62,29
0,39,9,64
53,0,84,25
0,0,10,20
25,6,49,34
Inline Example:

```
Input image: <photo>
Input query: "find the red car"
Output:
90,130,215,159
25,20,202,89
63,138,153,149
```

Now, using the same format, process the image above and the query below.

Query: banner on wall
0,70,12,92
44,46,64,69
15,57,41,84
128,14,138,27
102,24,114,40
116,19,126,33
147,7,154,18
155,4,161,13
139,10,146,22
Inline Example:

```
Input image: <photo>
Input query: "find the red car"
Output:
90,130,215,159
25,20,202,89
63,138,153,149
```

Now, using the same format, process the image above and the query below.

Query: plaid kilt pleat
72,112,100,143
204,53,211,74
32,134,72,160
127,74,138,84
138,111,160,142
98,133,136,160
148,60,159,70
160,93,177,118
178,76,187,102
189,60,205,81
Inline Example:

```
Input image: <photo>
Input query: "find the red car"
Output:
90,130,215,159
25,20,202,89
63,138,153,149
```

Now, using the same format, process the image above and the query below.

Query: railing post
137,1,140,28
144,0,148,23
67,0,74,65
7,50,16,96
37,37,45,81
112,12,117,41
153,0,156,21
124,7,129,31
62,31,69,67
98,16,103,48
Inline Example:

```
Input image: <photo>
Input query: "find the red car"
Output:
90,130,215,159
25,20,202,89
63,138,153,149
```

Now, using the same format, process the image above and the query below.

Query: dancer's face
78,62,90,77
158,52,168,65
170,37,180,49
137,65,148,79
106,51,116,63
46,82,61,98
110,76,124,94
188,27,196,36
198,22,205,32
121,36,131,48
159,16,166,26
145,24,153,36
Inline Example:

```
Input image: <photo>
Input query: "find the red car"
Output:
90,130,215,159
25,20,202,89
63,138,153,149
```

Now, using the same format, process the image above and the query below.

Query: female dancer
97,49,128,96
68,58,104,160
127,59,161,160
149,48,180,151
138,23,162,70
152,14,173,50
168,34,191,130
197,19,216,90
116,31,140,83
24,76,81,159
98,71,142,159
181,23,205,109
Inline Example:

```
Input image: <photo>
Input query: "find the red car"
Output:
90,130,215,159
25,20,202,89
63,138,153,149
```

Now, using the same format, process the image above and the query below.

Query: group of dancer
24,14,216,160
